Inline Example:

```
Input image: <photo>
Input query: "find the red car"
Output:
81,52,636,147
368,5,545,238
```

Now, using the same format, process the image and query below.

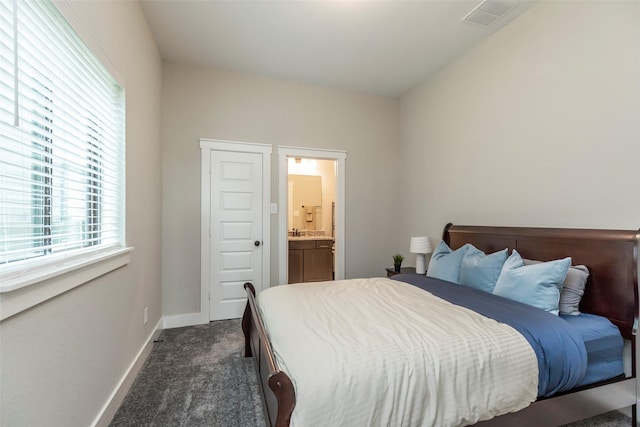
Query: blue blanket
393,274,588,397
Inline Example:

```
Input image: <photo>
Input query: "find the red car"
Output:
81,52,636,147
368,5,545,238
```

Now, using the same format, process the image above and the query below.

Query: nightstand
386,267,417,277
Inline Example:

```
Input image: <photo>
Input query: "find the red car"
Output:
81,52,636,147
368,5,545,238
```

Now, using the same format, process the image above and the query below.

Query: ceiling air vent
462,0,515,26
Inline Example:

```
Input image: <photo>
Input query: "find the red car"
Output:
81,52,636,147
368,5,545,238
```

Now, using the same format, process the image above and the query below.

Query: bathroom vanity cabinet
288,238,333,284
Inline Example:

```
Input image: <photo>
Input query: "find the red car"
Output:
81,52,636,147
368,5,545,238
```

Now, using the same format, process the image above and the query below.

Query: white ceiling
140,0,535,97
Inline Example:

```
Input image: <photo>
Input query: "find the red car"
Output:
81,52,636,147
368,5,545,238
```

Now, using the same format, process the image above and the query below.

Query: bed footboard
242,282,295,427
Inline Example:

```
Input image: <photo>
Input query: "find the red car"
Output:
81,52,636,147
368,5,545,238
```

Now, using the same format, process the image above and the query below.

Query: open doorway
278,147,346,285
287,158,336,283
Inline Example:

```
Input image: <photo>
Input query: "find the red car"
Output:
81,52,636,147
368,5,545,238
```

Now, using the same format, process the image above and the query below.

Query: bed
242,224,640,426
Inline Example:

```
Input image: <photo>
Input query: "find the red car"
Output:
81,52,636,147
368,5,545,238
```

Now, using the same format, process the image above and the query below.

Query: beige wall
318,159,336,235
399,1,640,246
162,63,402,317
0,2,163,426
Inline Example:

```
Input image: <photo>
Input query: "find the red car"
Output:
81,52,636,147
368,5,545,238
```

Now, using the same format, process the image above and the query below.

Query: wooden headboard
443,224,640,340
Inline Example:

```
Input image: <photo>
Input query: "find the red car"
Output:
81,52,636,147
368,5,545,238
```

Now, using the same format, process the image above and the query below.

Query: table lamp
410,236,432,275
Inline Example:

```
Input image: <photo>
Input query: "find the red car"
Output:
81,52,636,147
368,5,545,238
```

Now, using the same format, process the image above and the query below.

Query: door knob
254,240,261,247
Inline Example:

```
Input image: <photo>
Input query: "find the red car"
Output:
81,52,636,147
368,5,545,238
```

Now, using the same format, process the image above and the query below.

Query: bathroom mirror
289,174,322,231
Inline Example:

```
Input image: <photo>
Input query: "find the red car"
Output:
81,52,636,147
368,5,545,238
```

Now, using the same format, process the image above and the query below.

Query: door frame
200,139,272,323
277,146,347,284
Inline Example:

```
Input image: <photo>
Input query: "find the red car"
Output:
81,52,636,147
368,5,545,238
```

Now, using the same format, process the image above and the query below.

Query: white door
210,150,263,320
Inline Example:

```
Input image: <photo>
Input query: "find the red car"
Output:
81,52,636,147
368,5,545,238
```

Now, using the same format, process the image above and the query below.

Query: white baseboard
91,318,163,427
162,311,207,329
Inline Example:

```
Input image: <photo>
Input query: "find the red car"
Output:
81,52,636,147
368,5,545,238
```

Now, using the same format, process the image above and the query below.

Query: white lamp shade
409,236,432,254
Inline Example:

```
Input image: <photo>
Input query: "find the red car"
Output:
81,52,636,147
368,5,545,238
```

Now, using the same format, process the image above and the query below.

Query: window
0,0,125,288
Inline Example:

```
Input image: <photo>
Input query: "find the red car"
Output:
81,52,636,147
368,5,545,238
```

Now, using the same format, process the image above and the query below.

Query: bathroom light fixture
410,236,432,275
288,157,319,175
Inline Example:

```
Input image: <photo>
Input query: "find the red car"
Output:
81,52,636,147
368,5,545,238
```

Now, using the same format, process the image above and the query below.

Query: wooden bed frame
242,224,640,427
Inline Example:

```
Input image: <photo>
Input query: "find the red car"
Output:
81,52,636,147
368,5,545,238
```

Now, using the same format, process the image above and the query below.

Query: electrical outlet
144,306,149,325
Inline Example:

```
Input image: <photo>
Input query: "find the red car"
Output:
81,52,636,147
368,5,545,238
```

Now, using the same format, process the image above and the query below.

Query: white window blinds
0,0,125,275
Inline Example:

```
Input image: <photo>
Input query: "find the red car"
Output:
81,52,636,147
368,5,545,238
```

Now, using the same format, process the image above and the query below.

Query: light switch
270,203,278,214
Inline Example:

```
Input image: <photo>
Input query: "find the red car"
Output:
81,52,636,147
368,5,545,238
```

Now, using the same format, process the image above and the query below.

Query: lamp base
415,254,426,275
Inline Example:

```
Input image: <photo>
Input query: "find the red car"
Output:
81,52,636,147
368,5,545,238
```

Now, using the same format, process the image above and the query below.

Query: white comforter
257,277,538,427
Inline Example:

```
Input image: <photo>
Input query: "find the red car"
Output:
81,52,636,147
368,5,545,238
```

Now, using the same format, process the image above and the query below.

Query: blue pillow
524,259,590,316
426,241,470,283
459,246,509,293
493,250,571,315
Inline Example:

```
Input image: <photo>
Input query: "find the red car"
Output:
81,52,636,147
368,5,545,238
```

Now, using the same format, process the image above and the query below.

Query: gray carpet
109,319,265,427
562,411,631,427
110,319,631,426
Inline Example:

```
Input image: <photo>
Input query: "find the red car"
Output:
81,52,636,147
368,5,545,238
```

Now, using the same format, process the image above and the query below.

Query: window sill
0,247,132,321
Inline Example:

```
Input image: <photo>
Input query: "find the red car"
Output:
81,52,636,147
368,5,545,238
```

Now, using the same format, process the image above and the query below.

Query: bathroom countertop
288,236,334,241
